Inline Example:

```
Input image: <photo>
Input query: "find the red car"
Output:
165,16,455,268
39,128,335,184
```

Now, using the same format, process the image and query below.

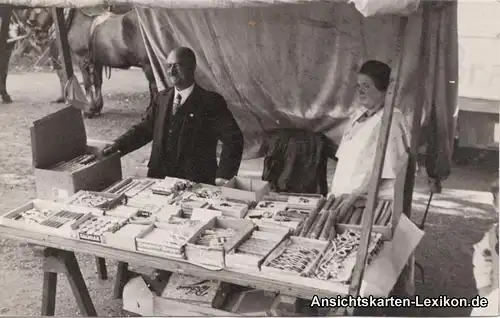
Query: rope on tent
342,15,409,317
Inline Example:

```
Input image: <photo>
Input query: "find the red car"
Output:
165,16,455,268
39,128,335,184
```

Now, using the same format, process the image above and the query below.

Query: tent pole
0,6,13,63
344,16,408,316
402,2,432,219
51,8,73,81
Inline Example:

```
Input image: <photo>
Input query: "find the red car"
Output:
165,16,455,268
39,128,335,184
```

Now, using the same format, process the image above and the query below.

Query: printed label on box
52,188,69,199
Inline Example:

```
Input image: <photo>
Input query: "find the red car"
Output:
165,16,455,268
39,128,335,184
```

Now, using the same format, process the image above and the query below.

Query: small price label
52,188,69,199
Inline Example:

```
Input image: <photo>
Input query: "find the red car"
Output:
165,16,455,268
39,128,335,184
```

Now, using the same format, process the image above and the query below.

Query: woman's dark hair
359,60,392,92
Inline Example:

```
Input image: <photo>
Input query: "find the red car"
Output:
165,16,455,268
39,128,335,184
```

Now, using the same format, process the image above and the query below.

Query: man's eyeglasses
166,63,183,70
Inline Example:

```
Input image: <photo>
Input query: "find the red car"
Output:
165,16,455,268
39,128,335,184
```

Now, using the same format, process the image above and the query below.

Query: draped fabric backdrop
134,2,458,181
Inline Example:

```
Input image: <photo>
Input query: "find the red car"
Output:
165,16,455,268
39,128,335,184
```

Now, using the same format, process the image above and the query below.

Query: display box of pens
30,107,122,202
336,198,396,240
335,157,407,240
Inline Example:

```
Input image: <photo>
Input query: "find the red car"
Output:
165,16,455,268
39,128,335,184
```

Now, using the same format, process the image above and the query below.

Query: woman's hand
337,192,363,219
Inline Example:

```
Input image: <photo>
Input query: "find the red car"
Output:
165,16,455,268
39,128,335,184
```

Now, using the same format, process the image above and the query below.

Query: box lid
31,106,87,168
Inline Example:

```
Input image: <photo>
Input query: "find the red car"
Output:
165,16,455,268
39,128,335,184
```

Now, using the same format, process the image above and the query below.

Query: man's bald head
166,47,197,90
172,47,196,68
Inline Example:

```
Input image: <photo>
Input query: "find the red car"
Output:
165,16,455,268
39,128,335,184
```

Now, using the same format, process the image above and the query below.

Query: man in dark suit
99,47,244,185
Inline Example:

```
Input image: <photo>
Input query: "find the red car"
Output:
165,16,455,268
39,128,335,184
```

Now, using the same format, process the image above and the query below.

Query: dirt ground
0,64,498,316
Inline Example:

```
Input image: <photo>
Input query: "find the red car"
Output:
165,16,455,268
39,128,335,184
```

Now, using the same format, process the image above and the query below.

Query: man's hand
80,142,119,164
100,142,120,157
215,178,228,186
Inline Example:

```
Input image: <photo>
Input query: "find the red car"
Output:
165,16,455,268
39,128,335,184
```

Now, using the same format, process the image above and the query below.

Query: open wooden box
225,229,289,270
136,222,206,259
31,107,122,201
65,190,126,210
335,154,408,241
70,214,128,243
261,236,329,279
185,217,256,268
0,199,102,238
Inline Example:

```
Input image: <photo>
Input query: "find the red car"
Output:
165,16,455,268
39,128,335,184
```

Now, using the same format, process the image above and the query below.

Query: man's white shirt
174,84,195,106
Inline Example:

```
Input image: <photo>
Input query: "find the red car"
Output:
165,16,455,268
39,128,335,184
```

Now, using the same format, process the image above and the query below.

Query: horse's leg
0,8,13,103
90,63,104,116
76,58,97,118
49,40,66,103
143,63,157,109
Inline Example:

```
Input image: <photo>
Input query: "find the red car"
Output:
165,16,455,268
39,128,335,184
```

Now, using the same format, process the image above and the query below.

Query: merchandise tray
185,217,256,268
261,236,329,278
66,190,126,210
225,230,289,270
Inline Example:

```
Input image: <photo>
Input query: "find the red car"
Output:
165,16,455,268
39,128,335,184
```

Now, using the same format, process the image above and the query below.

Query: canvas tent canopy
0,0,458,182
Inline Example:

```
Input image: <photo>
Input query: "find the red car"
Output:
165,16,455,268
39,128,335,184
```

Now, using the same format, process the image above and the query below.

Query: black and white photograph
0,0,497,316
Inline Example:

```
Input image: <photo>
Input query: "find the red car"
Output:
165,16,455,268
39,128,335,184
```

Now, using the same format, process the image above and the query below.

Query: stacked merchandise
0,175,388,304
172,192,209,217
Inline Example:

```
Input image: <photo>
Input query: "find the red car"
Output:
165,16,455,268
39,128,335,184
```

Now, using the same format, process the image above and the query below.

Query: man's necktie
172,93,182,115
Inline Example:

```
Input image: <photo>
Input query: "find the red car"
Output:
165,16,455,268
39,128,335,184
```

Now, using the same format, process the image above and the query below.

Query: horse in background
47,6,157,117
0,6,157,118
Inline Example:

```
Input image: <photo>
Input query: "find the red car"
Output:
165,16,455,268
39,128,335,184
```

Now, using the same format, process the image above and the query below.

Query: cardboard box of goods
126,192,177,216
0,199,103,238
104,223,150,251
65,190,126,210
207,199,249,218
225,229,289,270
286,195,323,211
30,107,122,201
105,205,140,219
246,208,306,232
135,222,206,259
221,177,270,202
160,273,229,309
185,217,256,268
260,236,330,280
105,178,157,198
70,214,128,243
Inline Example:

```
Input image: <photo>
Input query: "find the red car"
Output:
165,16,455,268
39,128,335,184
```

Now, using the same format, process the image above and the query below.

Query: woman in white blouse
331,60,411,214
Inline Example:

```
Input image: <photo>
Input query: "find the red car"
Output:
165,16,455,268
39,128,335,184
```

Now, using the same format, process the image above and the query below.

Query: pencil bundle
337,199,393,227
297,195,393,241
49,154,98,173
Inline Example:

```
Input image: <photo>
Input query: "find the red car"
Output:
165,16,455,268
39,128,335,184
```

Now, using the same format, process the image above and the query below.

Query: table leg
41,248,97,317
113,261,130,299
95,257,108,280
41,272,57,316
